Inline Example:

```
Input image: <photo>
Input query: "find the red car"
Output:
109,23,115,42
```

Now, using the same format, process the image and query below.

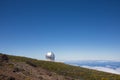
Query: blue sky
0,0,120,61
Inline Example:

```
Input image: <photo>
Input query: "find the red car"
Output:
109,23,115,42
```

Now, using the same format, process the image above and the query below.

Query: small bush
26,61,37,67
13,67,20,72
0,54,9,62
39,76,43,80
8,63,14,68
0,63,3,66
7,76,15,80
0,74,7,80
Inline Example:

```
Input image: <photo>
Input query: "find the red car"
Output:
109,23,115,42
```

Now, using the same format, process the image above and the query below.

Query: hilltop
0,53,120,80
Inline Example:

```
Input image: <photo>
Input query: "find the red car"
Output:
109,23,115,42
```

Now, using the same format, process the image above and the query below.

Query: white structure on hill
46,51,55,61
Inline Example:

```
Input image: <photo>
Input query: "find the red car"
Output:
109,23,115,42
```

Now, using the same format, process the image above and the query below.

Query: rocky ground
1,54,120,80
0,54,76,80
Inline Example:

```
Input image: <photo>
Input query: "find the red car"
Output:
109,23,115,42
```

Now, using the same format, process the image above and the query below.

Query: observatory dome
46,52,55,61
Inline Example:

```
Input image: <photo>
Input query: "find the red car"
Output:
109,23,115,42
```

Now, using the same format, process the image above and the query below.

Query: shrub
0,54,9,62
26,61,37,67
13,67,20,72
7,76,15,80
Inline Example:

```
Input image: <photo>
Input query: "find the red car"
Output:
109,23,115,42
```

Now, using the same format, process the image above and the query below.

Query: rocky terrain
0,53,120,80
0,54,76,80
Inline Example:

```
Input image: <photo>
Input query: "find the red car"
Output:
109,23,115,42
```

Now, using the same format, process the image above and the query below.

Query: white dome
46,52,55,61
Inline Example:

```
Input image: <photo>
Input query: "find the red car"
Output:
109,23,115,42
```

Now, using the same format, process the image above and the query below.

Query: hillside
0,53,120,80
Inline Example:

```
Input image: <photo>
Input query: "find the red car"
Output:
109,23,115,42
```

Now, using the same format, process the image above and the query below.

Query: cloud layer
82,66,120,75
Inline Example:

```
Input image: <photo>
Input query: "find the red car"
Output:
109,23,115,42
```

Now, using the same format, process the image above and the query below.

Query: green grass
1,53,120,80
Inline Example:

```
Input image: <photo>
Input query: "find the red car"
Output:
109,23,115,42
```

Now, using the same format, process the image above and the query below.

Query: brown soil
0,55,76,80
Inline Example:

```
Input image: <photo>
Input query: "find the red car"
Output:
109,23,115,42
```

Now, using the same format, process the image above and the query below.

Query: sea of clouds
65,60,120,75
81,65,120,75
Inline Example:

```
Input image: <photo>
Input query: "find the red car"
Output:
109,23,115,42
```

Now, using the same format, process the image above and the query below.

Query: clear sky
0,0,120,61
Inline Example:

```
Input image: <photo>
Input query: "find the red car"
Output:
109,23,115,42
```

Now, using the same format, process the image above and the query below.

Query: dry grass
1,53,120,80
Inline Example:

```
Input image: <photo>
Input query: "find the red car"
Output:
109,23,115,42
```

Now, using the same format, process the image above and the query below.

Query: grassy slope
1,53,120,80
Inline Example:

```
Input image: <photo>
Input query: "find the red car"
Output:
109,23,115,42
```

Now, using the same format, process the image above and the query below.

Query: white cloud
82,66,120,75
